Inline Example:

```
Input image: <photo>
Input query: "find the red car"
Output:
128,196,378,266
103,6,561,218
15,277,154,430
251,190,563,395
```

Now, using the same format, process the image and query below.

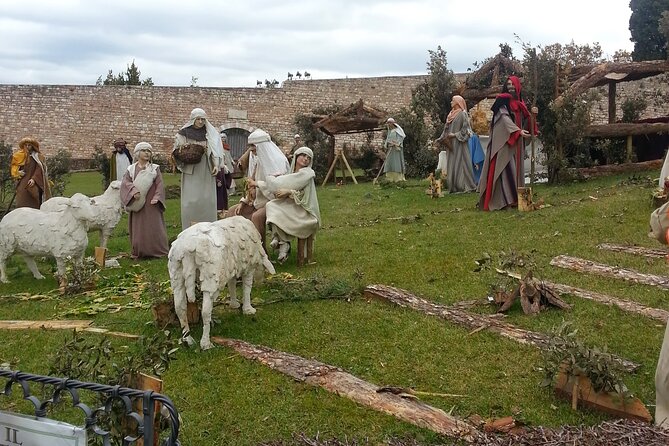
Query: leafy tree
96,60,154,86
629,0,669,61
411,46,457,134
520,41,605,181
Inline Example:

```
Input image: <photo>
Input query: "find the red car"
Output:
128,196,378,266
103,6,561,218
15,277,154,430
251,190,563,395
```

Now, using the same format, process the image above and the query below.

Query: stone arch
219,121,254,160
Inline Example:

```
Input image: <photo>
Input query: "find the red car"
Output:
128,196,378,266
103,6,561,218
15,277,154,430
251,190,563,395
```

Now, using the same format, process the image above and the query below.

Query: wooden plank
80,327,142,339
498,269,669,323
211,337,479,441
550,255,669,290
363,284,639,372
597,243,668,259
0,320,93,330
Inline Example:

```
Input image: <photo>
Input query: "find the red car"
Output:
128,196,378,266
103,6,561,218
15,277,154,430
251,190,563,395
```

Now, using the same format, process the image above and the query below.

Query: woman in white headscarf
383,118,406,182
120,142,169,259
254,146,320,262
172,108,223,230
226,128,290,245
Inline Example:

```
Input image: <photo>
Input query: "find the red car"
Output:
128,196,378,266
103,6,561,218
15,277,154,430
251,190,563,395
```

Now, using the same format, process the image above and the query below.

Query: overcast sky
0,0,634,88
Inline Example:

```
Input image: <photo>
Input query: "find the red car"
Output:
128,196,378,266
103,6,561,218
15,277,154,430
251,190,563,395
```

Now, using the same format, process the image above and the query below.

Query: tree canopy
629,0,669,61
96,60,154,86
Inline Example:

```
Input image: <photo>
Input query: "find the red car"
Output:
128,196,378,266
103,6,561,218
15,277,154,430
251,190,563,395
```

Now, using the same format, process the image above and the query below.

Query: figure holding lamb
120,142,169,259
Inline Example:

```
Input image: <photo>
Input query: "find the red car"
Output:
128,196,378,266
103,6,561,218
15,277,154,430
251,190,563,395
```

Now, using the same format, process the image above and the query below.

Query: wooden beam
0,320,93,330
597,243,668,259
363,284,639,372
550,255,669,290
584,122,669,137
569,159,663,178
211,337,479,441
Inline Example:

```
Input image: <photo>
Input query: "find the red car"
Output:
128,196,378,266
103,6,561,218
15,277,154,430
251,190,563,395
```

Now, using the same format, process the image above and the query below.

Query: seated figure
254,146,321,262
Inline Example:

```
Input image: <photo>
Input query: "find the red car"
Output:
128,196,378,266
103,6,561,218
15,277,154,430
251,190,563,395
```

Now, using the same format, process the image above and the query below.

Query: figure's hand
448,133,455,138
247,179,257,188
234,205,242,215
222,165,230,174
531,106,539,115
150,198,158,205
134,192,140,199
211,166,219,175
521,130,531,138
27,179,35,187
275,189,291,199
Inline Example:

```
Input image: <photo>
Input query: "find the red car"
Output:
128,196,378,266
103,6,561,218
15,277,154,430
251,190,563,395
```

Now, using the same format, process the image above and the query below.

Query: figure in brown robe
10,137,51,209
120,142,169,259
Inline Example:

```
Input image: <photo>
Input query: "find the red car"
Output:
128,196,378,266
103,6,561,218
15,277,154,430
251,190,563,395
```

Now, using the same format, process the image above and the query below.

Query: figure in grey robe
173,108,223,230
657,319,669,427
383,117,406,182
436,95,476,193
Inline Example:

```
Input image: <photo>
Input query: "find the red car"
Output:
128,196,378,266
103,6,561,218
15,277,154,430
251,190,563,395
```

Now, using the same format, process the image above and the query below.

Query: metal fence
0,370,180,445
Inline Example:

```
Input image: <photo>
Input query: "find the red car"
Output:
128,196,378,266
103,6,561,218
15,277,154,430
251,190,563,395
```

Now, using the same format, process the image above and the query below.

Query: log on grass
550,255,669,290
211,337,478,441
597,243,669,259
0,320,93,330
364,284,640,372
497,269,669,323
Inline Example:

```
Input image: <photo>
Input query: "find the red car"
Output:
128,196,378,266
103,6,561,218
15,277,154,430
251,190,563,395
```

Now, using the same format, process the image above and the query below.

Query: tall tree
629,0,669,61
96,60,154,86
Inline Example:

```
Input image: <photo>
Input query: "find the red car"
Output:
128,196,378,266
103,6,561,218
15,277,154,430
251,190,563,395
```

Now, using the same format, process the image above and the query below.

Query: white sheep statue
168,216,275,350
0,193,95,283
41,181,123,248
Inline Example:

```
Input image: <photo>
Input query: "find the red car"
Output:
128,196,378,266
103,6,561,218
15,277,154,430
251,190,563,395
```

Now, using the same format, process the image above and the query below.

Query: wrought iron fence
0,369,180,445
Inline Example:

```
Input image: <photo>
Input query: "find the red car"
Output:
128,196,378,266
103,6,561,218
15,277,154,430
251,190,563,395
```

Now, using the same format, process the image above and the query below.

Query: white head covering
180,108,224,164
288,146,321,225
386,117,406,138
248,129,290,179
134,142,153,156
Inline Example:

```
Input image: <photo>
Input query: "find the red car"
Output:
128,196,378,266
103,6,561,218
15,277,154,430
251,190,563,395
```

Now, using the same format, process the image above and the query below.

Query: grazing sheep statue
0,193,95,283
168,216,275,350
41,181,123,248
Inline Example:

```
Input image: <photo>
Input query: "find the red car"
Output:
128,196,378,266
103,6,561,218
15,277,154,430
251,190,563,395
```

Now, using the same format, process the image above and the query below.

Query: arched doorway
219,122,254,161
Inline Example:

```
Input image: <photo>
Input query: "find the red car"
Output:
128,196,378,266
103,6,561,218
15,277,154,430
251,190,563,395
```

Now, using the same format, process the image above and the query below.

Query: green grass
0,171,666,444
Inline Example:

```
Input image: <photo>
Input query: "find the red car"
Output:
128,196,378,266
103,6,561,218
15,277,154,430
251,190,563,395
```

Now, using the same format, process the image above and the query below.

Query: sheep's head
69,193,96,222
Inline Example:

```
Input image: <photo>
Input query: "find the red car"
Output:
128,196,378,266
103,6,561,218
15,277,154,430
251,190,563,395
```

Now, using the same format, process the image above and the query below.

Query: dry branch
495,272,571,315
497,269,669,323
211,337,478,441
597,243,669,259
0,320,93,330
363,285,639,372
550,255,669,290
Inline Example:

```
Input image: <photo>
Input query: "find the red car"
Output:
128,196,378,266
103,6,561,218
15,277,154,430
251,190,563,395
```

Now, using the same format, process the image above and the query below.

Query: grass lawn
0,170,666,445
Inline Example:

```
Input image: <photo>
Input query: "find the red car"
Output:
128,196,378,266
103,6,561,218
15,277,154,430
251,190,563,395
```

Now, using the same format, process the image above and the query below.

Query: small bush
47,149,72,197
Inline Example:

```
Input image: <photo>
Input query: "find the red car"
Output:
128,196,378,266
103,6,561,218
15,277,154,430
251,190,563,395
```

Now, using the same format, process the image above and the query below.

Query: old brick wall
0,73,667,163
0,76,425,162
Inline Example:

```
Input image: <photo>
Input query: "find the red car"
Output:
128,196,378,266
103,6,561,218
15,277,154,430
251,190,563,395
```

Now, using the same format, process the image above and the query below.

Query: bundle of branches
494,271,571,315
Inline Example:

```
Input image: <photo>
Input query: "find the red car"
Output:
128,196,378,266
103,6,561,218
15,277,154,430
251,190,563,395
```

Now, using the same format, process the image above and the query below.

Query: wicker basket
173,144,205,164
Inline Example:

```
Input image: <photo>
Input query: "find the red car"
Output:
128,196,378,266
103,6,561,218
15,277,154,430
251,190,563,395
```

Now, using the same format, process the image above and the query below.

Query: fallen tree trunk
550,255,669,290
363,284,639,372
497,269,669,323
597,243,668,259
211,337,478,441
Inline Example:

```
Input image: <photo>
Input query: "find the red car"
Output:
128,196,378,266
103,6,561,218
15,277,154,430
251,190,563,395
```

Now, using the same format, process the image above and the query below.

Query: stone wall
0,72,667,163
0,76,425,161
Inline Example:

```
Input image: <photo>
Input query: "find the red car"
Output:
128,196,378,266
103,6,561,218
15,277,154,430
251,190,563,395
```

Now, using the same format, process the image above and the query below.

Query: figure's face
248,144,257,155
295,153,311,169
506,79,517,97
193,117,206,129
138,149,151,162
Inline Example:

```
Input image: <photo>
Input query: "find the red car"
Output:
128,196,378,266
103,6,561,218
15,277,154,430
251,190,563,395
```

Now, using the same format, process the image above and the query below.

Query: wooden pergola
313,99,388,136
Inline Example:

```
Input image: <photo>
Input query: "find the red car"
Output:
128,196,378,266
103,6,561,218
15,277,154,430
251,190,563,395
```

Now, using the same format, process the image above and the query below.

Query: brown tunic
14,152,51,209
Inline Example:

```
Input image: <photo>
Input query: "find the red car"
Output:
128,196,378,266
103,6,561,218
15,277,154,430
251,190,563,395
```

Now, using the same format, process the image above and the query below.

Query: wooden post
626,135,633,162
517,187,533,212
131,373,164,446
608,81,616,124
94,247,107,268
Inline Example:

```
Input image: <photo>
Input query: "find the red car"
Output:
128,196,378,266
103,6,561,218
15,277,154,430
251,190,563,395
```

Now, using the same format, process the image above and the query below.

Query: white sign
0,411,86,446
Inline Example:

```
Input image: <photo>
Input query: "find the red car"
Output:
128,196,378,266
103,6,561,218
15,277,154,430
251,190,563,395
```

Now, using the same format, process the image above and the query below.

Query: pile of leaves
540,321,633,400
258,273,362,306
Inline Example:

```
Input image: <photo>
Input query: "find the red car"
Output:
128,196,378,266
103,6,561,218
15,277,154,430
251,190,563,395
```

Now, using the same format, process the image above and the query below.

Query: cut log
211,337,478,441
363,285,639,372
0,320,93,330
597,243,668,259
497,269,669,323
550,255,669,290
555,369,652,423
